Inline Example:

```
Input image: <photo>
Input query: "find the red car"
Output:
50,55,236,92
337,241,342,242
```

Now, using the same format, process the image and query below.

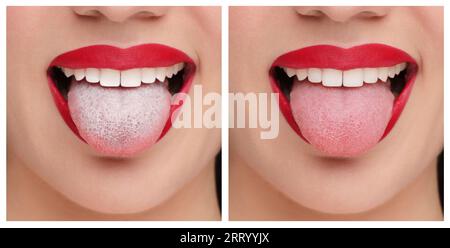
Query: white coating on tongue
68,81,171,157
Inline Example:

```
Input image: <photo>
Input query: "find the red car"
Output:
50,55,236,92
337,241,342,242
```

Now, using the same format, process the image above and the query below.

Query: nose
295,7,389,23
72,6,169,23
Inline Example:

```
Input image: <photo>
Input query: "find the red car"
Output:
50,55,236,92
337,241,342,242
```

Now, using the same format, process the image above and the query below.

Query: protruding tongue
68,81,171,157
290,81,394,157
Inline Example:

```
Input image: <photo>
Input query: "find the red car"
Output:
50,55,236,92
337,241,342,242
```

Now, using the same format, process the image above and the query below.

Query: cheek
412,7,443,42
7,7,85,176
7,7,58,51
191,7,221,39
230,8,269,56
186,10,222,93
410,6,444,150
7,7,37,40
230,8,297,94
409,51,443,160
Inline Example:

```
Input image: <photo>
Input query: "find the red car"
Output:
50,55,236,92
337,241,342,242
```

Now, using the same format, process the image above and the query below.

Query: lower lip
270,44,418,156
47,44,196,147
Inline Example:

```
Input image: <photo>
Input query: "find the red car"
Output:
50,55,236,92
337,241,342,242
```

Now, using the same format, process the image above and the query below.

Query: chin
65,183,172,215
288,184,394,215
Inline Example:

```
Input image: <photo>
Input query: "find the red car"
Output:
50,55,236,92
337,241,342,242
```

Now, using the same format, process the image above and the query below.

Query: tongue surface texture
290,82,394,157
68,81,171,157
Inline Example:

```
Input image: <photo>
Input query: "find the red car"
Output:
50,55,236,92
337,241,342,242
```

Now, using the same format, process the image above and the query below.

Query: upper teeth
60,63,184,87
283,62,407,87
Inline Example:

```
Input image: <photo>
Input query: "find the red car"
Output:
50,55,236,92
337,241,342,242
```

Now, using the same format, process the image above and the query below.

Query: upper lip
49,43,194,69
272,43,417,70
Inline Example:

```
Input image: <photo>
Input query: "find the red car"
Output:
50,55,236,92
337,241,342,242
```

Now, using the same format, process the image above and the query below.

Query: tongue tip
79,128,162,158
89,140,157,158
305,136,379,158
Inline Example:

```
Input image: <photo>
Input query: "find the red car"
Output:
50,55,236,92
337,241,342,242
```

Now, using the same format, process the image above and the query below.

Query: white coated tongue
68,81,171,157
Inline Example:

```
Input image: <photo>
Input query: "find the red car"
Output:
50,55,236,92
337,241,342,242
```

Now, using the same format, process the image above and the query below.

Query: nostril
295,7,389,23
134,11,162,19
295,9,327,21
72,7,168,23
356,11,386,20
303,10,325,18
72,7,103,19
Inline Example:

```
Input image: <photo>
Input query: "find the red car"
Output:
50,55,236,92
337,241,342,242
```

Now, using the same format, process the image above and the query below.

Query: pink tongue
68,81,171,157
290,81,394,157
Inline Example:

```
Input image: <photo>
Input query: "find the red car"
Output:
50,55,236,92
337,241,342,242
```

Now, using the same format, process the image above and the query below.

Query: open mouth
47,44,196,157
270,44,418,157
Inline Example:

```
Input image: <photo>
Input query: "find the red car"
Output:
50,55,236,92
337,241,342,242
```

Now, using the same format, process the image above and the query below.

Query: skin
229,7,443,220
7,6,221,220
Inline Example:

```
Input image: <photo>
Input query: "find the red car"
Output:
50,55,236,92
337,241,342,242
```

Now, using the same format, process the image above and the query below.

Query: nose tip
295,7,389,23
72,6,169,23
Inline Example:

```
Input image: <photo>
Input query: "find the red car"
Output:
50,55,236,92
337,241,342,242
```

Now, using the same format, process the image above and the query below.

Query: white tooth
396,63,407,74
388,66,396,78
173,63,182,75
321,69,342,87
172,63,183,75
155,67,167,82
343,68,363,87
395,65,401,75
167,65,176,78
363,68,378,84
175,63,184,73
295,69,308,81
100,69,120,87
168,67,176,78
85,68,100,83
284,68,296,78
62,68,74,77
74,69,85,81
307,68,322,83
121,68,141,87
377,67,389,82
166,66,175,79
142,68,156,84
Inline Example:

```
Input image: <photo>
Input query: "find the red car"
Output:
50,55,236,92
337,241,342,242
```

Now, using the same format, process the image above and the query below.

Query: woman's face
230,7,443,214
7,6,221,214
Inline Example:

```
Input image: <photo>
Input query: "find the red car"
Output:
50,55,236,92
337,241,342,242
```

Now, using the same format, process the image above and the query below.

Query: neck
230,154,442,221
8,154,220,221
